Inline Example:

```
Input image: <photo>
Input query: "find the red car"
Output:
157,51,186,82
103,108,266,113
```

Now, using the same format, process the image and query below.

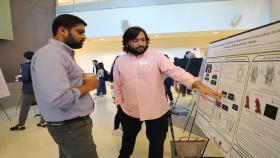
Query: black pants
164,77,173,101
118,108,169,158
164,82,173,102
180,85,192,95
114,105,122,130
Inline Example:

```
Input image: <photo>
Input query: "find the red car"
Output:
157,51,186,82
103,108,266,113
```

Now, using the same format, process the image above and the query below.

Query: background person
92,59,98,75
163,54,174,106
108,56,122,135
96,62,107,96
10,51,46,131
174,51,192,96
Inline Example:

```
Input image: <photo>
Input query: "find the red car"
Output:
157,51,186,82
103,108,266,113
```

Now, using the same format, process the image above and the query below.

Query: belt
47,115,90,125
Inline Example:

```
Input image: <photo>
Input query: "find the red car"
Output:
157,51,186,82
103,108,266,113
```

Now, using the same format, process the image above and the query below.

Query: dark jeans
97,78,106,96
18,93,35,126
164,80,173,102
18,93,45,126
47,116,98,158
114,105,122,130
118,108,169,158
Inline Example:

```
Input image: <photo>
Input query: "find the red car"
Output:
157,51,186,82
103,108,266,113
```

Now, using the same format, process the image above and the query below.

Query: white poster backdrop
0,68,10,98
195,21,280,158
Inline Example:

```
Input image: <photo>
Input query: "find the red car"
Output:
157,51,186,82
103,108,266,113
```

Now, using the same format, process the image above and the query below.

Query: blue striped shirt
31,39,94,122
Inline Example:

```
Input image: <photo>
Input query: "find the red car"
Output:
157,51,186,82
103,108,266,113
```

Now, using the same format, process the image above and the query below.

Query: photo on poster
264,104,278,120
205,64,212,73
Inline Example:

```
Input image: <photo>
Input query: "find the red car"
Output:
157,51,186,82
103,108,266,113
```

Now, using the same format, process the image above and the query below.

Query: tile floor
0,91,223,158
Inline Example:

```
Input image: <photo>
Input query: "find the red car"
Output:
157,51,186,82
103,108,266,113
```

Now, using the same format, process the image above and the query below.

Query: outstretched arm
192,81,221,100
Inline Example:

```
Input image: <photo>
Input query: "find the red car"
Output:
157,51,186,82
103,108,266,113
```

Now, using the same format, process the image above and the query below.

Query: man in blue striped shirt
31,14,99,158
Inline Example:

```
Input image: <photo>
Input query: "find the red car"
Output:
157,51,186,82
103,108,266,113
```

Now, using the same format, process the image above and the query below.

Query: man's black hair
185,51,191,55
122,26,150,53
52,14,87,36
23,51,34,60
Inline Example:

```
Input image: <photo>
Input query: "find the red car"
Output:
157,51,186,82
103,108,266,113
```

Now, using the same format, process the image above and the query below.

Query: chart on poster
0,68,10,99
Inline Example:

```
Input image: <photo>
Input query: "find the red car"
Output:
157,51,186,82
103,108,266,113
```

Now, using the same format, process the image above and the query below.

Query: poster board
0,68,10,98
195,21,280,158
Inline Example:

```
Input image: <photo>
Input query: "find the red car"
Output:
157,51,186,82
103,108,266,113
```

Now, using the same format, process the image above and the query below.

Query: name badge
139,60,148,65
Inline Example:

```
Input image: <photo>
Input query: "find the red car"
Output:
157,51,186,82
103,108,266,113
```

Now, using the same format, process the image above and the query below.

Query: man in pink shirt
113,26,221,158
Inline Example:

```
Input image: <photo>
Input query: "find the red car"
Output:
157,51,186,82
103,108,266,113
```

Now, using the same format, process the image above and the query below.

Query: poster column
209,57,249,156
236,54,280,158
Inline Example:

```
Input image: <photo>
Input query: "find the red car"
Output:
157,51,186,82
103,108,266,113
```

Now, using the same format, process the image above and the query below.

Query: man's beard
127,45,148,56
64,32,84,49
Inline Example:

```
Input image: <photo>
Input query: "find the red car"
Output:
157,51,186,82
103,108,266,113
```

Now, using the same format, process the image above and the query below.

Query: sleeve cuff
72,88,81,104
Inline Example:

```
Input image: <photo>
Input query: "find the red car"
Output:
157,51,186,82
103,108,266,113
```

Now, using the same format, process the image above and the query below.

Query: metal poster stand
0,68,11,121
0,103,11,121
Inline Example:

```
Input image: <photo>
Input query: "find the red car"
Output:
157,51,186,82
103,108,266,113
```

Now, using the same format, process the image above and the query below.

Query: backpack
104,70,110,81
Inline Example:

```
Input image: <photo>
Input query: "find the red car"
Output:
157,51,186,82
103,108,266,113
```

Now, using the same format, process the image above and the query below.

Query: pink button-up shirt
113,50,199,121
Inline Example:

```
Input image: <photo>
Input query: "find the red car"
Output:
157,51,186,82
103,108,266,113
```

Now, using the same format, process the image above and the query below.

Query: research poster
195,21,280,158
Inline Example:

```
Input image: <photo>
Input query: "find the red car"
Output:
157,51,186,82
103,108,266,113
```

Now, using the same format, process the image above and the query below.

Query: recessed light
154,34,160,37
99,38,105,41
213,32,219,34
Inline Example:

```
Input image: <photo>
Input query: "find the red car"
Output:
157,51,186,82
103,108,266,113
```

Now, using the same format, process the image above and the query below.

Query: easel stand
170,94,209,158
169,109,178,155
171,85,192,116
0,103,11,121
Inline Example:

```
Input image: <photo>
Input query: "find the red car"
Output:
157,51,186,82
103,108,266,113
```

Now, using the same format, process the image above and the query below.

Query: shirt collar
49,39,75,57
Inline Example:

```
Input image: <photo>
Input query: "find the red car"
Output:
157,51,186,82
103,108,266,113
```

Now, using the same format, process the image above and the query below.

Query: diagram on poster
209,57,250,153
0,68,10,99
236,54,280,158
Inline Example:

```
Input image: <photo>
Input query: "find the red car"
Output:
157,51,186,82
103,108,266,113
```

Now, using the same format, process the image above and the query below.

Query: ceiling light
213,32,219,34
99,38,105,41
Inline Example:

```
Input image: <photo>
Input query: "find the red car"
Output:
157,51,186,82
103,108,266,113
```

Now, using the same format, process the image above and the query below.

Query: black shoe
10,125,26,131
37,122,47,127
182,94,186,97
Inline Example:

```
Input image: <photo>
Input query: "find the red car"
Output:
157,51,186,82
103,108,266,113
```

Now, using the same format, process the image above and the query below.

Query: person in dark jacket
174,51,192,96
109,56,123,135
163,54,174,105
10,51,46,131
96,62,107,96
92,59,98,75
